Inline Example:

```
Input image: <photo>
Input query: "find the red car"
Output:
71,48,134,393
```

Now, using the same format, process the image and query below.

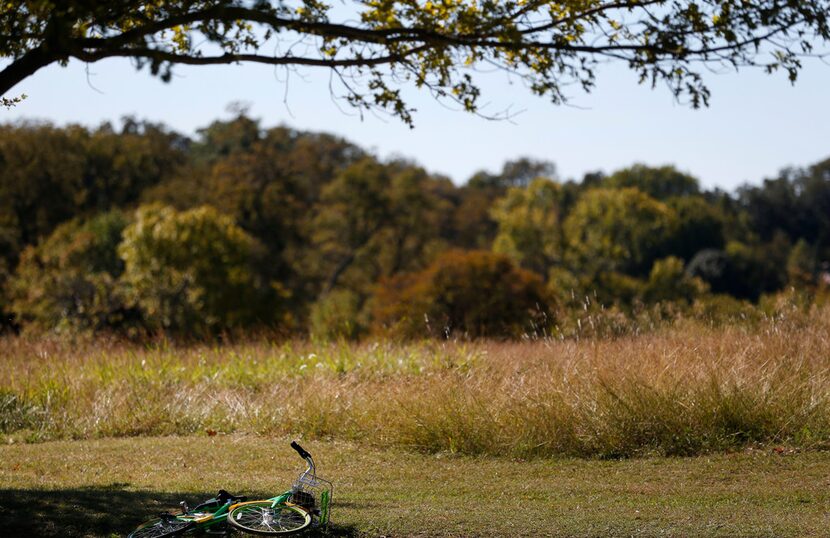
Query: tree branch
70,45,430,69
0,44,54,96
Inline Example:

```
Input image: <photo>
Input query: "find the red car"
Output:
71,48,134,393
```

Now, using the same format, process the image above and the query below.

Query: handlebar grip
291,440,311,460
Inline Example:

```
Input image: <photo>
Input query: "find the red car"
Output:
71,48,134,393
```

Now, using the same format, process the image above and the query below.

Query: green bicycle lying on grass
129,441,333,537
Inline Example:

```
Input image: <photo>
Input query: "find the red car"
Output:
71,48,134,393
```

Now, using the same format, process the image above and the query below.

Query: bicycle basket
291,473,333,528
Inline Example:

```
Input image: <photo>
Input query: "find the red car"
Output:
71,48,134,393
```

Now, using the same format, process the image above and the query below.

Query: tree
603,164,700,200
3,2,829,124
0,122,86,263
738,158,830,252
787,238,816,289
373,250,551,338
311,158,395,295
118,204,273,332
10,210,135,331
453,158,556,249
663,196,726,261
0,119,183,332
190,111,261,164
467,158,556,191
0,119,184,269
146,120,366,301
563,187,677,278
310,158,450,297
737,173,803,242
491,177,565,276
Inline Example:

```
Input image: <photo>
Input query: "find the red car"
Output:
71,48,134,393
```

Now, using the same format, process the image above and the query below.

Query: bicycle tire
128,516,194,538
227,501,312,535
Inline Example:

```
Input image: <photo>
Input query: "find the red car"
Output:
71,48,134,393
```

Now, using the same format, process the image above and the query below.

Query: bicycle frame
130,441,330,536
164,496,240,531
152,488,296,533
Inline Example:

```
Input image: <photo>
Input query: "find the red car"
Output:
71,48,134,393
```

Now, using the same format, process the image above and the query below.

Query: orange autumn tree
373,250,552,338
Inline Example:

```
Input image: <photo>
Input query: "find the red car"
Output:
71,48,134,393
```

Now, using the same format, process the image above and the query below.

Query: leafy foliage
492,178,564,276
738,159,830,253
663,196,726,261
603,165,700,200
564,187,677,278
118,204,272,332
0,115,829,336
10,211,134,331
0,120,184,269
2,2,830,124
309,158,451,297
642,256,707,305
373,250,552,338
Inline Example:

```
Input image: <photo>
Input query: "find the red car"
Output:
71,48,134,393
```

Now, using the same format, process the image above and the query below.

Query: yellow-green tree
118,204,272,332
10,210,133,331
564,188,677,278
642,256,707,304
492,178,564,276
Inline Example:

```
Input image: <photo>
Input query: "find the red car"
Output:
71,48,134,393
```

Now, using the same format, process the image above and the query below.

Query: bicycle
129,489,246,537
128,441,333,537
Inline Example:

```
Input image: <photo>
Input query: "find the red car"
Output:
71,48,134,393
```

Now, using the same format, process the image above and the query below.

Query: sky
4,52,830,191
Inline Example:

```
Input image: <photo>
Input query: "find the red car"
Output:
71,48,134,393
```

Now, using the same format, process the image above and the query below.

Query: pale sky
4,53,830,190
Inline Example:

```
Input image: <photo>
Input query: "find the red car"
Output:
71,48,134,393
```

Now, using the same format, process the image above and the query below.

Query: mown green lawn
2,436,830,537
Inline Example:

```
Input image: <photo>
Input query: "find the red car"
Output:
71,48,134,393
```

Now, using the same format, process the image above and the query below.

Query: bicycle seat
217,489,247,504
191,490,248,512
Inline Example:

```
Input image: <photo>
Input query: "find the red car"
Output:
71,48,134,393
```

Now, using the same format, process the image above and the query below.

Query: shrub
373,250,552,338
690,294,761,325
309,289,366,341
643,256,707,304
10,210,136,331
118,204,273,332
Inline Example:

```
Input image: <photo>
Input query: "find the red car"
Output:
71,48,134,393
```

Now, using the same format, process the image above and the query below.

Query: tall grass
2,308,830,458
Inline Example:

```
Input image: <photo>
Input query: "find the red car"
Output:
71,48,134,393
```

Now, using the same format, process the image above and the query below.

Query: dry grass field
2,307,830,458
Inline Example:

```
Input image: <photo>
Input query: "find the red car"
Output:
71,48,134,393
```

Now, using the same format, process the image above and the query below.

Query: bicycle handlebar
291,440,311,460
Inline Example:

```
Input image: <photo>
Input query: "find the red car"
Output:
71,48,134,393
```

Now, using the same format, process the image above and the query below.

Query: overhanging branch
70,45,431,69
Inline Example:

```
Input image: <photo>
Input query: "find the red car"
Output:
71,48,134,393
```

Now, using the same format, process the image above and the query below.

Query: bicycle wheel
227,501,311,535
128,516,194,538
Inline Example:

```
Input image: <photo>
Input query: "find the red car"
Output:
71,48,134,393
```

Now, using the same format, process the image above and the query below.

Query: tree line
1,114,828,338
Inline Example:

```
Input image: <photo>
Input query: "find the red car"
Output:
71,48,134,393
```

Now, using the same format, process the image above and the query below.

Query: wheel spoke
129,516,191,538
229,502,311,534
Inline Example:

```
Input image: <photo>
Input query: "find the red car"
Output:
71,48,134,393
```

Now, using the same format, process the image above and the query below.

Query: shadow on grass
0,487,358,537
